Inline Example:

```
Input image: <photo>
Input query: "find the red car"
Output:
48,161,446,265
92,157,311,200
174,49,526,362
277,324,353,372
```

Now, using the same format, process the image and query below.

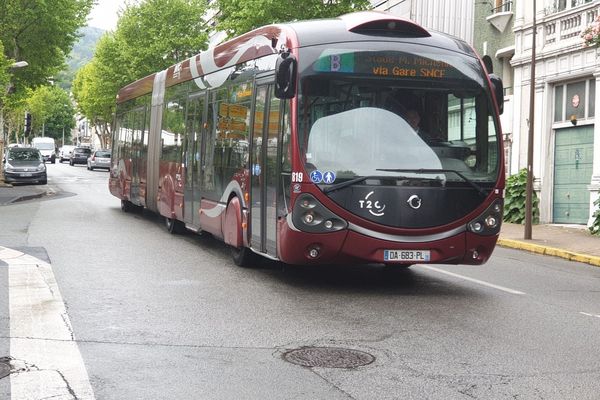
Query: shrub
504,168,539,224
581,15,600,47
589,195,600,236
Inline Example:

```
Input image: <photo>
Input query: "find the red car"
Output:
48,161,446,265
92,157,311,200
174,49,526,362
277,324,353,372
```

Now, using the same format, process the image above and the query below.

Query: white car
59,145,76,163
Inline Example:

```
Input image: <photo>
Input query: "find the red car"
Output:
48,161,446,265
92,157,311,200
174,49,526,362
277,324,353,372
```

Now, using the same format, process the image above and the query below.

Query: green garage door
553,125,594,224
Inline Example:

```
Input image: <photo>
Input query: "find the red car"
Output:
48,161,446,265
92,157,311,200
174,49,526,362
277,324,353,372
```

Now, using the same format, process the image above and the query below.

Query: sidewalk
1,183,599,266
0,184,50,205
498,222,600,267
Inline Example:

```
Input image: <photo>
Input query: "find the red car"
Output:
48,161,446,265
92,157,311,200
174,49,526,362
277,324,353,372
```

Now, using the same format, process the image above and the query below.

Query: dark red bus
110,11,505,267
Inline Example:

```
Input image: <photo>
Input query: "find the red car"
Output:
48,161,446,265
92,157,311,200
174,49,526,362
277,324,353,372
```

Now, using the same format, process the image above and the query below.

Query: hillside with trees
56,26,105,91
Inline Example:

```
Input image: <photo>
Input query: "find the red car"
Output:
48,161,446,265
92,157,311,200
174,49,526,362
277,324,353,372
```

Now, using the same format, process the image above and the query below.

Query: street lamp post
0,60,29,186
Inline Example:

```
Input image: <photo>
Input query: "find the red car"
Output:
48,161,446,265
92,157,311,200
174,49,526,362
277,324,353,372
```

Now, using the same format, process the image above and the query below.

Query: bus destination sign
313,51,460,80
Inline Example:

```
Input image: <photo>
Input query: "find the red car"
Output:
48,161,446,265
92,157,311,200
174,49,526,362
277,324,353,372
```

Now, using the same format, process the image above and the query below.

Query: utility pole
525,1,537,240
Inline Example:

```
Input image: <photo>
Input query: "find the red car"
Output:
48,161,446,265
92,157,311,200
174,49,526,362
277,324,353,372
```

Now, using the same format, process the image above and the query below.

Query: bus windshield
298,43,501,188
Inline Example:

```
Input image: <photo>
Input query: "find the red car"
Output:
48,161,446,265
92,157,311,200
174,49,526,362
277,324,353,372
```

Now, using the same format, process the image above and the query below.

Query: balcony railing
543,2,599,46
491,1,513,15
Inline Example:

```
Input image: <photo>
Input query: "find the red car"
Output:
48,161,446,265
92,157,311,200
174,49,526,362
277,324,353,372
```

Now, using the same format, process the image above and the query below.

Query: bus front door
250,83,278,258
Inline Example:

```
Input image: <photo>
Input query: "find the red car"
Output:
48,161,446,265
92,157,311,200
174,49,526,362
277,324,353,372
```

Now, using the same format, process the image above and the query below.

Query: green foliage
0,0,94,92
56,26,105,91
589,195,600,236
73,0,210,148
0,40,11,98
214,0,371,37
503,168,540,224
115,0,209,81
26,86,75,142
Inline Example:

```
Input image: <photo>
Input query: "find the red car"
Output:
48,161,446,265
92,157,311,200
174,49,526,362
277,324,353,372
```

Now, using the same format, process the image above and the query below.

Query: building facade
473,0,516,177
371,0,474,43
511,0,600,225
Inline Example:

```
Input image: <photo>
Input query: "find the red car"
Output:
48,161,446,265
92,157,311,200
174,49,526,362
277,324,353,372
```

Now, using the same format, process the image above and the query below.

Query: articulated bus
109,11,505,267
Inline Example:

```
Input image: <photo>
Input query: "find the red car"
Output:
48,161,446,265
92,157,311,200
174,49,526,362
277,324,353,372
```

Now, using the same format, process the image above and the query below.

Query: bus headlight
292,194,347,233
467,199,503,236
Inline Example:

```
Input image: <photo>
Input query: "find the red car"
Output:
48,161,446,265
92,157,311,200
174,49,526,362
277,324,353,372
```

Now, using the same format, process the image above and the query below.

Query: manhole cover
283,347,375,368
0,361,10,379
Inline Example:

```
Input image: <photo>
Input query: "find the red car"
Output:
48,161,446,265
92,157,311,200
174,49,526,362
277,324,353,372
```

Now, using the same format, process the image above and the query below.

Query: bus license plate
384,250,430,262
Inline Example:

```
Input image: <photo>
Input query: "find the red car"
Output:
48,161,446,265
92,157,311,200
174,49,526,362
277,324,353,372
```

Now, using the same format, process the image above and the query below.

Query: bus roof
116,11,476,104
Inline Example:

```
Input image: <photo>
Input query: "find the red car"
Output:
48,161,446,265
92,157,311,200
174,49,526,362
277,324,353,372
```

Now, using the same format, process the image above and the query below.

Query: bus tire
165,217,185,234
231,246,255,267
121,199,134,212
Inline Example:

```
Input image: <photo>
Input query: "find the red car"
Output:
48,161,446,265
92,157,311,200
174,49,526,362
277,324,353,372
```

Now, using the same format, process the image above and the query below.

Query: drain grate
283,347,375,368
0,360,10,379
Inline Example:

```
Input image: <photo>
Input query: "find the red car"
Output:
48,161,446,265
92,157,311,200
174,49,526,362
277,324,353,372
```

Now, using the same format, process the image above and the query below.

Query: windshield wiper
376,168,490,197
322,173,443,194
322,175,381,194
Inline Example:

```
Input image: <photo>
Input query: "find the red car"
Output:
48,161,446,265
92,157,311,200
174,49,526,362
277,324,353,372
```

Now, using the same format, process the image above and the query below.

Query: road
1,162,600,399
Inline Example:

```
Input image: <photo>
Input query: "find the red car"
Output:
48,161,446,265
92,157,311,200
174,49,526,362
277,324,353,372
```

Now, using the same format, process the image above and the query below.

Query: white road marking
579,312,600,319
419,265,526,295
2,246,96,399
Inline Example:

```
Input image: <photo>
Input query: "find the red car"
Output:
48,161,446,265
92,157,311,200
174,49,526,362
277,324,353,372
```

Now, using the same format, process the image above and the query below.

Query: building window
547,0,593,13
492,0,512,13
553,79,595,123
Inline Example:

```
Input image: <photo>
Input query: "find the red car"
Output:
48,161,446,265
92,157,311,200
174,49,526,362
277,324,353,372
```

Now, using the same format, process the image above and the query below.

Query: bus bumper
278,222,499,266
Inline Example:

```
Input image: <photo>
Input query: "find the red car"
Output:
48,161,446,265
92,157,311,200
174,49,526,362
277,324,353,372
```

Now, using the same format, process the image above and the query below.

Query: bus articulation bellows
109,11,505,267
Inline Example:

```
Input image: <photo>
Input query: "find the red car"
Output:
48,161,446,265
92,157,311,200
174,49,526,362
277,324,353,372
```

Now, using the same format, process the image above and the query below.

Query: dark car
70,147,92,166
87,149,111,170
3,147,47,184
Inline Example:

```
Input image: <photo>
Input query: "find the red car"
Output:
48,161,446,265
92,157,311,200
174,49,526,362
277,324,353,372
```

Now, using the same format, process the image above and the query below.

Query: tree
0,40,11,97
26,86,75,142
115,0,209,82
73,0,210,148
72,53,118,149
214,0,371,37
0,0,94,92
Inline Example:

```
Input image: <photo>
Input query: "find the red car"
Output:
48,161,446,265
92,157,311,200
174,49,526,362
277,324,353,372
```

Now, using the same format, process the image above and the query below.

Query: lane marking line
419,265,526,295
6,248,96,399
579,312,600,319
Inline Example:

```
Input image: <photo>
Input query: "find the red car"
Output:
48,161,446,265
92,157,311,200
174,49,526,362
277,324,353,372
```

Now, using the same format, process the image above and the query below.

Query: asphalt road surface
1,162,600,399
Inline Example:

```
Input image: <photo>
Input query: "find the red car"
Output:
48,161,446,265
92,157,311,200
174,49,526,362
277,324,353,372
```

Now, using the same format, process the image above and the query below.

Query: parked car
59,145,76,163
87,150,111,170
69,147,92,166
3,147,47,185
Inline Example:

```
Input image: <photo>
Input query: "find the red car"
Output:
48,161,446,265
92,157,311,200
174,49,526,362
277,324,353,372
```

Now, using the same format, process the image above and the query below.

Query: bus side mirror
275,52,297,99
489,74,504,115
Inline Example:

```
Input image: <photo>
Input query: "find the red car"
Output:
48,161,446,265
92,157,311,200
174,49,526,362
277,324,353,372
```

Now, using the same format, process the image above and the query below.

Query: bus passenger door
184,94,205,229
250,83,279,257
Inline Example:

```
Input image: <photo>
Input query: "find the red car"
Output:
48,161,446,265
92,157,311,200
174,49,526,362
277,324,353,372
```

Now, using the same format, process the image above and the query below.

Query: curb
0,189,53,206
497,238,600,267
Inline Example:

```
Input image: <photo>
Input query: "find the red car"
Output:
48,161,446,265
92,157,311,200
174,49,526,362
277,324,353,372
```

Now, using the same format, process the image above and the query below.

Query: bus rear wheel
121,200,134,212
165,217,185,234
121,200,142,213
231,246,255,267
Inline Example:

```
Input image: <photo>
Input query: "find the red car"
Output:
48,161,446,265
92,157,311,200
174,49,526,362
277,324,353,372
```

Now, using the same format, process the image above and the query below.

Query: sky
87,0,128,31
